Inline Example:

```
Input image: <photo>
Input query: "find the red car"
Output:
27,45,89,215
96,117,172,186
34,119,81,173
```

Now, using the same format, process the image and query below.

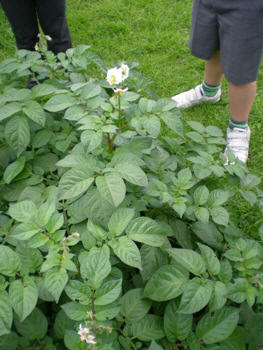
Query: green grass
0,0,262,175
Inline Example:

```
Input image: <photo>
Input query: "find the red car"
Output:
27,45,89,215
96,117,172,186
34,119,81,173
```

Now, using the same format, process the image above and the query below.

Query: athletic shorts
190,0,263,84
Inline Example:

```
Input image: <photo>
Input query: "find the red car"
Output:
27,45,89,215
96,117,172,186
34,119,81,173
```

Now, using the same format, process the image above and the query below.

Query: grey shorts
190,0,263,84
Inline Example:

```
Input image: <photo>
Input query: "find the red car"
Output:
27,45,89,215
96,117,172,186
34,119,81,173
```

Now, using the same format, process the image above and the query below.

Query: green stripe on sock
229,118,248,130
202,81,221,97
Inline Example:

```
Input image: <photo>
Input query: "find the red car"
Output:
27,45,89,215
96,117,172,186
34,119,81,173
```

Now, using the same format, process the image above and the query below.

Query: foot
224,127,251,164
171,84,221,109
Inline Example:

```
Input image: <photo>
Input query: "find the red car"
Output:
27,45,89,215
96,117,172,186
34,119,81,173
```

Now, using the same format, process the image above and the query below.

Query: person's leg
36,0,72,54
0,0,39,51
228,81,257,123
204,51,224,87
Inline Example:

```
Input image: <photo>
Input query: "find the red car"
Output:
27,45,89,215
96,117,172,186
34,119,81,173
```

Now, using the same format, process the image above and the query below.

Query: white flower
113,87,128,95
106,67,123,85
120,64,129,81
78,324,96,345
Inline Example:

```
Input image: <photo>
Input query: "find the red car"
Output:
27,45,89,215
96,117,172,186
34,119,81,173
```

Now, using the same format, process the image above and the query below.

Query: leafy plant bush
0,44,263,350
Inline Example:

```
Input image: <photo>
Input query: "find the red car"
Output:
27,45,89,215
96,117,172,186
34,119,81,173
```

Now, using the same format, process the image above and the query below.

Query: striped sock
229,118,248,130
201,81,221,97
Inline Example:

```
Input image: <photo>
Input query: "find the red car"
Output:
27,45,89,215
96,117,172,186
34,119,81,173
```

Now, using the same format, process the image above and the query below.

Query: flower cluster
78,324,96,345
106,63,129,86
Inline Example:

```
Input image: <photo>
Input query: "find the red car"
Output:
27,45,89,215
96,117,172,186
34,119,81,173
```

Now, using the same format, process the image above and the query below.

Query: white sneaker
224,127,251,164
171,84,221,109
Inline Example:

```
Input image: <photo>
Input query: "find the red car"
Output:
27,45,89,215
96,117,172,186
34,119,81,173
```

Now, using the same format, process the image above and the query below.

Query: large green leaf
148,341,164,350
108,208,135,236
61,302,88,321
22,100,46,126
0,291,13,336
164,300,192,342
211,207,229,226
3,156,26,184
140,245,168,282
44,94,76,112
168,248,206,275
54,310,75,340
191,222,224,250
14,308,48,340
0,102,21,122
109,237,142,270
115,162,148,187
125,314,165,341
198,243,221,276
44,266,68,303
9,276,38,321
194,186,209,206
94,268,122,306
209,281,227,312
144,265,188,301
0,246,21,277
58,167,94,200
196,307,239,344
121,288,152,323
178,278,213,314
79,247,111,288
160,111,184,137
5,115,30,156
64,329,87,350
127,217,166,247
9,200,37,222
12,222,40,240
96,174,126,207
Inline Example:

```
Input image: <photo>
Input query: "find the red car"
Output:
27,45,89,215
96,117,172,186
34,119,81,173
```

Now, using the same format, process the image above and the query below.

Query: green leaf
46,212,64,233
54,310,75,340
64,329,87,350
61,302,88,321
140,245,168,282
0,102,21,122
108,208,135,236
178,278,213,314
36,201,56,228
196,307,239,344
9,276,38,321
44,267,68,303
220,327,246,350
0,246,21,277
239,190,258,206
0,291,13,336
44,94,76,112
12,222,40,240
218,259,232,283
95,301,120,321
126,314,165,341
211,207,229,226
109,237,142,270
79,247,111,288
191,222,224,250
187,121,205,133
164,300,193,342
94,268,122,306
115,162,148,187
208,190,230,207
194,186,209,206
121,288,152,323
127,217,166,247
148,341,164,350
139,98,156,113
22,100,46,126
210,281,227,312
3,156,26,184
144,265,188,301
194,207,210,223
82,130,103,153
160,111,184,137
58,167,94,200
168,248,206,275
5,115,30,156
96,174,126,207
145,115,161,138
198,243,221,276
9,200,37,222
0,332,19,349
14,308,48,340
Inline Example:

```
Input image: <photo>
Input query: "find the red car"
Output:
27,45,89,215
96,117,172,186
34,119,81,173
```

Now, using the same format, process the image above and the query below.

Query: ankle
201,80,221,97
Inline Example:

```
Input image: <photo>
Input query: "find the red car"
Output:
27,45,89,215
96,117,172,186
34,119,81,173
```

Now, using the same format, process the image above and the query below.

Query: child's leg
36,0,72,54
228,82,257,123
0,0,39,51
204,51,224,87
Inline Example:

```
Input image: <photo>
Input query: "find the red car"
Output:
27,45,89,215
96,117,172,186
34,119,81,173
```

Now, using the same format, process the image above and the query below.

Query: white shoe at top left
171,84,221,109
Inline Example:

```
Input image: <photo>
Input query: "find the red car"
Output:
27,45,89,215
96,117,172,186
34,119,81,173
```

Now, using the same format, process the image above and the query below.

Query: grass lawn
0,0,262,176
